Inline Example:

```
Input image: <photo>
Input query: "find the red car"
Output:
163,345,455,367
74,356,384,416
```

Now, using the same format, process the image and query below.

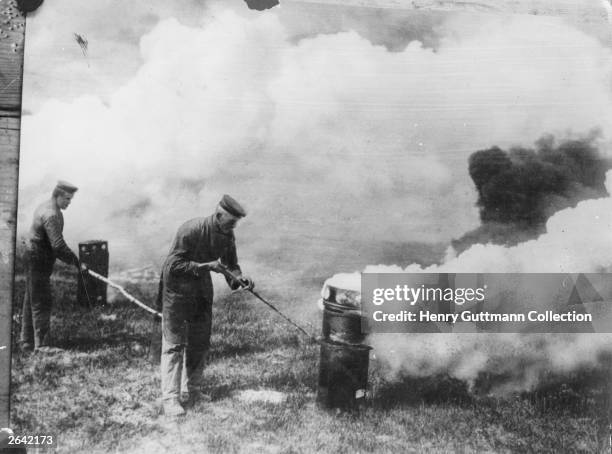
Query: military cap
56,180,78,194
219,194,246,218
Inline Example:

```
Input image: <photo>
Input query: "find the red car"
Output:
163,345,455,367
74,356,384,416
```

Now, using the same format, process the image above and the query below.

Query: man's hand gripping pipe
83,264,315,337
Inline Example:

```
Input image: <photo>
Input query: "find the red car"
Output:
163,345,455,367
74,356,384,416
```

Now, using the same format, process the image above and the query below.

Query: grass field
9,263,612,453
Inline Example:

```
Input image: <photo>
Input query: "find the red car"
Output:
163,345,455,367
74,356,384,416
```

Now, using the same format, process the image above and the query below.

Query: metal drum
317,340,371,409
322,285,361,312
321,283,365,344
78,240,109,307
318,281,372,409
322,307,365,345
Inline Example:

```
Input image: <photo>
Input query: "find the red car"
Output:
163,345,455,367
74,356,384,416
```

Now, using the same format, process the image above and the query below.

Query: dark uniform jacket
159,215,242,331
28,199,78,273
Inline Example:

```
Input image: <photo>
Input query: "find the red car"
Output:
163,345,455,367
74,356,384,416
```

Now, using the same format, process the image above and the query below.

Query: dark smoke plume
453,132,611,253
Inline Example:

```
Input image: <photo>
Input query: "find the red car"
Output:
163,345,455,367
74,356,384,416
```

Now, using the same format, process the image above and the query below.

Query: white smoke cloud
325,171,612,393
18,2,612,393
18,7,612,275
370,332,612,393
327,169,612,283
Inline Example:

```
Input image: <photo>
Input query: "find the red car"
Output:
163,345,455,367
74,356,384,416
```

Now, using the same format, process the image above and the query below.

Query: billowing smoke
452,132,611,252
18,7,612,278
325,170,612,393
17,1,612,393
370,332,612,394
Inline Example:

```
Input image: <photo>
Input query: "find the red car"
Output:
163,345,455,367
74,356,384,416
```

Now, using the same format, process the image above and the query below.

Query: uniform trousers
20,257,54,348
160,306,212,402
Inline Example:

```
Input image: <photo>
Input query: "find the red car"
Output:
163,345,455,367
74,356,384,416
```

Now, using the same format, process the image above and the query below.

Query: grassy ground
9,264,611,453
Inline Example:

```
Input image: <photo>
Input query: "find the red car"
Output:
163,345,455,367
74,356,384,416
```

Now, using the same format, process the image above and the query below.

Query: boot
162,399,186,418
182,389,212,409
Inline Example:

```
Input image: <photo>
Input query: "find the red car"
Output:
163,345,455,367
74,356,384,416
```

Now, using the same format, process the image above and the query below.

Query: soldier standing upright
158,194,254,417
20,181,80,352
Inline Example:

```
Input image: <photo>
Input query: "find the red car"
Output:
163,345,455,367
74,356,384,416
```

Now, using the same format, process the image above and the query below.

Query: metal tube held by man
157,194,254,418
216,262,317,341
19,180,80,353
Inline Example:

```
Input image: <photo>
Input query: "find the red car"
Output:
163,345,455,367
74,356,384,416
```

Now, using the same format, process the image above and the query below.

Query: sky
17,0,612,275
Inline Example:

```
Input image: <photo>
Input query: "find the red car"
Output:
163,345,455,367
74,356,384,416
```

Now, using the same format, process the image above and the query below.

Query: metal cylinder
321,283,365,344
322,307,365,345
317,340,371,409
77,240,109,307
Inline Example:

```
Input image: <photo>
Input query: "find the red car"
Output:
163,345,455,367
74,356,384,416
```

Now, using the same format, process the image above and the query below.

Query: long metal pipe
86,269,162,318
217,263,318,342
86,266,317,341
